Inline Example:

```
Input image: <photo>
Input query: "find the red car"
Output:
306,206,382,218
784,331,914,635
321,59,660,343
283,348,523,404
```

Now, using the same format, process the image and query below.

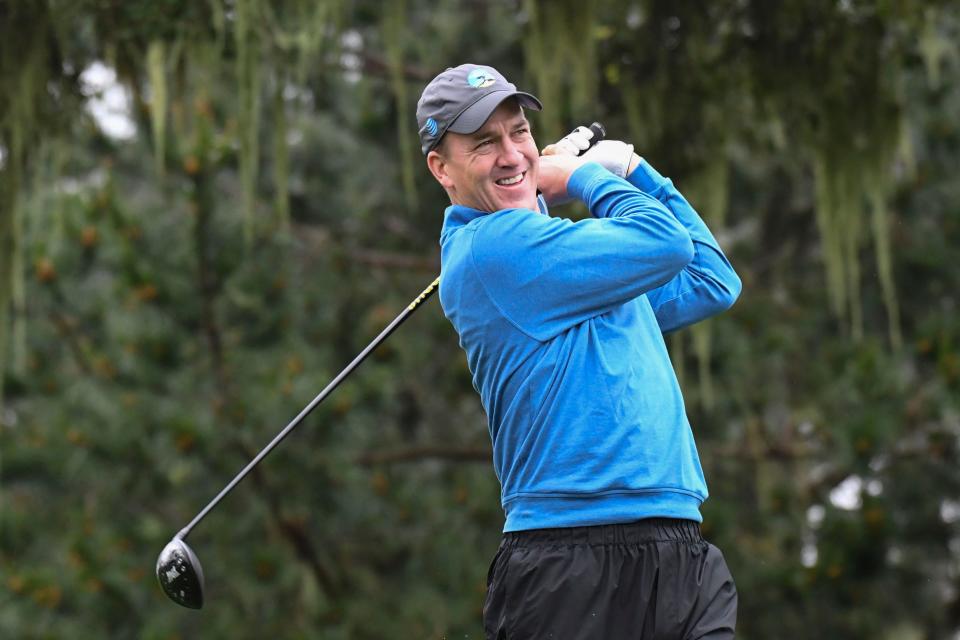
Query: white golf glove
581,140,636,178
548,127,636,178
552,125,599,155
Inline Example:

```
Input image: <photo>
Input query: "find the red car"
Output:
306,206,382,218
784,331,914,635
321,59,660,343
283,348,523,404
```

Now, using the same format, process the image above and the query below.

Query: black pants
483,519,737,639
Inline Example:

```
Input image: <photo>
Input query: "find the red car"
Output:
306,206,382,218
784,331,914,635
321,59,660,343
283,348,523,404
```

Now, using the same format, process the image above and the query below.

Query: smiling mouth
495,172,526,186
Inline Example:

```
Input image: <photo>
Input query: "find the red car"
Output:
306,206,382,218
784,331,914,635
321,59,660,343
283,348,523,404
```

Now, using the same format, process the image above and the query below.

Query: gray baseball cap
416,64,542,155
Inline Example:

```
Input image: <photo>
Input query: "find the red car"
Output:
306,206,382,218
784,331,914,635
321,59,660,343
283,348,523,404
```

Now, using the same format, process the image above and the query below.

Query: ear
427,149,456,192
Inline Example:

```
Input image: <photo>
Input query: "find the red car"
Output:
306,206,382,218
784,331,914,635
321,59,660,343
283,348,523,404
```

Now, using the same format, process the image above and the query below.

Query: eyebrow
471,117,530,141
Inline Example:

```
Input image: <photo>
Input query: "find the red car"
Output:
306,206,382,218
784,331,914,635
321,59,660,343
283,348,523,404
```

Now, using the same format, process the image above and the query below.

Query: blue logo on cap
425,117,439,136
467,68,496,88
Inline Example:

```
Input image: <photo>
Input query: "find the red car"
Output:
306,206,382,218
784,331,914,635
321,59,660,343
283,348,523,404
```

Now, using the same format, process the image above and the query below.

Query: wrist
566,162,609,202
627,157,668,194
625,153,642,178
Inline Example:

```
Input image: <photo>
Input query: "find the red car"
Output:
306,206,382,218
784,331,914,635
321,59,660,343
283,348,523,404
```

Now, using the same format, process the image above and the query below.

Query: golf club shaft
177,276,441,540
174,121,607,541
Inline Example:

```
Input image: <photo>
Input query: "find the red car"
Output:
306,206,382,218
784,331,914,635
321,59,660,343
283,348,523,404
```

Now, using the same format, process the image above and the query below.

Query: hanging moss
815,152,868,340
273,74,290,231
864,119,904,351
260,0,341,230
10,187,25,377
812,94,903,344
523,0,558,140
0,217,10,411
0,162,14,409
0,143,23,404
236,0,263,246
169,54,187,161
0,2,64,405
567,1,596,129
792,5,912,345
843,176,865,342
146,39,168,176
6,93,27,381
692,323,713,409
301,0,340,84
621,81,662,160
523,0,597,142
209,0,227,49
264,0,338,86
51,142,66,254
918,7,956,90
381,0,418,213
686,155,730,228
244,0,342,241
870,191,902,350
682,153,730,407
812,150,850,323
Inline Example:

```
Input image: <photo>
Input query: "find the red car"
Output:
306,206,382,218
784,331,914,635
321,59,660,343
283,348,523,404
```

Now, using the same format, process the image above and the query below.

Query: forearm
627,158,741,331
627,158,723,250
571,161,684,228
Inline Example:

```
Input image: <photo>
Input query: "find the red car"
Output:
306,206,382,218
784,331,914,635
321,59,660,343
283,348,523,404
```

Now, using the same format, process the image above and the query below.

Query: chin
497,190,537,212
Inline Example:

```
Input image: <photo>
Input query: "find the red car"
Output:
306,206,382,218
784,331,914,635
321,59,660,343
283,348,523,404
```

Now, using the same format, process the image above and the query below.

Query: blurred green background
1,1,958,638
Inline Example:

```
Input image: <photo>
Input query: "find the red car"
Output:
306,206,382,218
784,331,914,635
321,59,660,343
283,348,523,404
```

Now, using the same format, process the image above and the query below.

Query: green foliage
1,1,959,638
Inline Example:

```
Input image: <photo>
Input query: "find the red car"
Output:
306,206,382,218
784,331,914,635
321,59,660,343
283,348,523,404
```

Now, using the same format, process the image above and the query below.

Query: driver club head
156,537,205,609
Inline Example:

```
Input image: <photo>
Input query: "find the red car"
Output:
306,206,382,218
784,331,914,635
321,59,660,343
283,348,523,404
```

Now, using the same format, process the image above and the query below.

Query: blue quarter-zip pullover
438,160,741,532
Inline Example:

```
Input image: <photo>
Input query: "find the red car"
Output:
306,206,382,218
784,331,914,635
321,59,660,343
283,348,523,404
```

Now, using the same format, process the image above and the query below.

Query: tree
1,1,958,637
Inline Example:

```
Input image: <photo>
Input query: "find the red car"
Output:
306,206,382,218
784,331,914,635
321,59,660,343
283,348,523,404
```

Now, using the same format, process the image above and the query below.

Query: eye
475,139,493,150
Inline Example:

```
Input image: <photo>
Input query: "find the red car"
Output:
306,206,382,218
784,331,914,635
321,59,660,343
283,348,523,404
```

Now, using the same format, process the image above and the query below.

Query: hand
543,126,640,179
539,125,599,205
580,140,640,178
541,125,599,156
537,153,589,206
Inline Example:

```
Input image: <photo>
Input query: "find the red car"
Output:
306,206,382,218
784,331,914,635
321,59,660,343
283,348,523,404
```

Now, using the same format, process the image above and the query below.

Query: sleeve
627,158,742,333
469,162,695,342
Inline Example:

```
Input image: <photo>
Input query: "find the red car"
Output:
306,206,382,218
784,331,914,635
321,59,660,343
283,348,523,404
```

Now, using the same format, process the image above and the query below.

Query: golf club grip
586,122,606,146
568,122,607,155
535,121,606,199
177,277,441,539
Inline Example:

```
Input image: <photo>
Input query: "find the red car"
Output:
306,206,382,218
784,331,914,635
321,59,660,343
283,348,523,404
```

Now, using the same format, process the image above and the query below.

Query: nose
497,138,524,166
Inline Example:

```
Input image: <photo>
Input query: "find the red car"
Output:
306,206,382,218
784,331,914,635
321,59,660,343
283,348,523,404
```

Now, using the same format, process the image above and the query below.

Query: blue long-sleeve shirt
438,160,741,532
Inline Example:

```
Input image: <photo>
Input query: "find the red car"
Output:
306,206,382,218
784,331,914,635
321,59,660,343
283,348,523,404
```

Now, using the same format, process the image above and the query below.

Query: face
427,99,539,213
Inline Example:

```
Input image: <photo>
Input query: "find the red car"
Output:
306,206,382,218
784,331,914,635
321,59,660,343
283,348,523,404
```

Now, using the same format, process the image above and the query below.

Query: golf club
156,122,606,609
156,275,439,608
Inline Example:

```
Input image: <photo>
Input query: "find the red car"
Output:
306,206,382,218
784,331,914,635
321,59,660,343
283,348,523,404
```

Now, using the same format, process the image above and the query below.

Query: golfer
418,64,740,639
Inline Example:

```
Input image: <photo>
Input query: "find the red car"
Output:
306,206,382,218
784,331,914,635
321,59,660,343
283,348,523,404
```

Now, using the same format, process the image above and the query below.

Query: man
417,63,741,639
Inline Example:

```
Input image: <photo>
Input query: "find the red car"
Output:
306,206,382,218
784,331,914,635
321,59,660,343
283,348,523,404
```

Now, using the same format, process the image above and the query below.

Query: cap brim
447,91,543,135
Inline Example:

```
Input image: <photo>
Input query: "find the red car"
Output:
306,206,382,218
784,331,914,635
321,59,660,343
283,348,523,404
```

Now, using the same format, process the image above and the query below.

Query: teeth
496,173,523,186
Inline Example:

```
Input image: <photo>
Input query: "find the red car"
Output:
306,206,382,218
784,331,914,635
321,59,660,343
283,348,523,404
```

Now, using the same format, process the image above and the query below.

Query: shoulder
472,207,572,247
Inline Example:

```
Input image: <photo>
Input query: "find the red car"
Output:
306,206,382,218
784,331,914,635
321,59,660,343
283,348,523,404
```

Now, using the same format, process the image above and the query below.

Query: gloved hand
580,140,637,179
542,127,638,179
538,153,590,207
548,125,600,156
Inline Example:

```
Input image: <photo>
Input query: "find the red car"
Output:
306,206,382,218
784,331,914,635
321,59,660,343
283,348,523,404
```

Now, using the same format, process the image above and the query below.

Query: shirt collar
439,195,550,245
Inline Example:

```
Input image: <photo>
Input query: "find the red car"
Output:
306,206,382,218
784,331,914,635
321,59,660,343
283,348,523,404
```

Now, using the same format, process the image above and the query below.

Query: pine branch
47,308,93,376
233,441,343,598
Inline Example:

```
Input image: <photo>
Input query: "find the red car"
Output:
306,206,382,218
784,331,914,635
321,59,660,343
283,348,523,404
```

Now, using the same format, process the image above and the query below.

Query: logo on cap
467,68,496,88
425,117,439,136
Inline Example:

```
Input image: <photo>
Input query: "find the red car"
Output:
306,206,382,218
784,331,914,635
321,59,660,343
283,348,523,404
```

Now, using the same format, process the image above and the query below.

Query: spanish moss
382,0,418,213
236,0,262,246
683,154,730,407
147,40,168,176
273,73,290,230
523,0,597,142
